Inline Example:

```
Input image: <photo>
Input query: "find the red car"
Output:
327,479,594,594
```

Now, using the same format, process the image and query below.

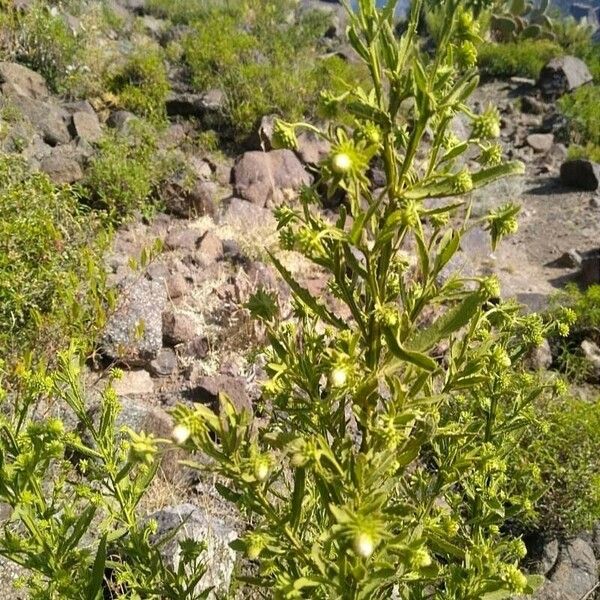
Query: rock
149,347,178,377
163,310,200,346
521,95,548,115
112,369,155,396
197,231,224,264
0,555,28,599
556,249,582,269
149,504,238,596
541,538,560,575
165,227,202,252
106,110,137,131
165,89,225,119
0,61,49,99
547,538,598,600
525,339,553,371
166,273,187,299
181,336,209,359
164,178,217,218
581,339,600,381
527,133,554,153
70,110,102,143
233,149,312,206
101,277,167,366
538,56,593,101
560,159,600,191
297,131,331,164
39,148,84,184
219,197,276,230
590,196,600,209
6,94,71,146
189,374,252,414
581,248,600,286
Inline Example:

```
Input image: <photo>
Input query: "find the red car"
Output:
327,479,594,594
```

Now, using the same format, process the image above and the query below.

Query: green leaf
290,467,306,531
86,533,107,600
245,288,279,322
471,161,525,189
383,326,438,372
268,251,347,330
407,292,486,353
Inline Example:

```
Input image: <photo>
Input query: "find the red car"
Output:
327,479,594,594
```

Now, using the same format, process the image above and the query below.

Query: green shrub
567,142,600,163
547,284,600,382
0,155,109,361
522,395,600,535
478,39,563,78
559,84,600,147
108,47,169,120
181,3,366,140
11,2,81,92
172,1,569,597
0,353,212,599
85,122,173,223
146,0,242,24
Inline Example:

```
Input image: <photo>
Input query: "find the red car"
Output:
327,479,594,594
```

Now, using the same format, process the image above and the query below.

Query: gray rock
539,56,593,101
219,197,277,230
581,339,600,380
165,227,202,252
297,131,331,164
0,555,28,599
149,347,178,377
165,90,225,119
70,110,102,144
149,504,238,597
0,61,49,99
581,248,600,286
521,95,548,115
166,272,187,299
525,339,553,371
164,177,217,218
541,538,560,575
189,374,252,415
556,249,582,268
590,196,600,209
112,369,155,396
4,93,71,146
233,149,312,206
527,133,554,153
101,277,167,366
163,310,200,346
547,538,598,600
106,110,137,131
560,159,600,191
197,231,224,264
39,146,84,184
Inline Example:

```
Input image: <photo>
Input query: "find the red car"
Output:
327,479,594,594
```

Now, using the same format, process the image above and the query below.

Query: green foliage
567,142,600,163
172,1,568,597
0,155,110,362
85,121,173,223
146,0,242,24
490,0,556,42
478,39,563,78
547,284,600,383
521,394,600,534
108,47,170,121
0,352,212,599
0,1,81,92
181,1,366,140
559,84,600,147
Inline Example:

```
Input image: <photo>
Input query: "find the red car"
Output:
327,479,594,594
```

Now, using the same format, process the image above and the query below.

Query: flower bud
254,458,270,482
330,367,348,388
353,532,374,558
171,424,191,445
331,153,352,174
412,547,432,568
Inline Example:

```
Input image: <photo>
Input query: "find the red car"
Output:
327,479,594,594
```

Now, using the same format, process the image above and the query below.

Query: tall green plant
174,1,569,598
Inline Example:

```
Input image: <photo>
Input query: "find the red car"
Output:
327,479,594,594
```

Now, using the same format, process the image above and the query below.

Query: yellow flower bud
353,532,374,558
331,153,352,174
330,367,348,388
171,424,191,445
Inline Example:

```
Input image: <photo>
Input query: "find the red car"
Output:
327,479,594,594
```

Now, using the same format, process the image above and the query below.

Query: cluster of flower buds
471,106,501,140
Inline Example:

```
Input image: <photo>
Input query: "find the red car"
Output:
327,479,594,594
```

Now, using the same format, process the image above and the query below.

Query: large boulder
560,159,600,191
0,61,49,100
149,504,238,597
233,149,312,206
546,538,598,600
538,56,593,100
100,277,167,366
